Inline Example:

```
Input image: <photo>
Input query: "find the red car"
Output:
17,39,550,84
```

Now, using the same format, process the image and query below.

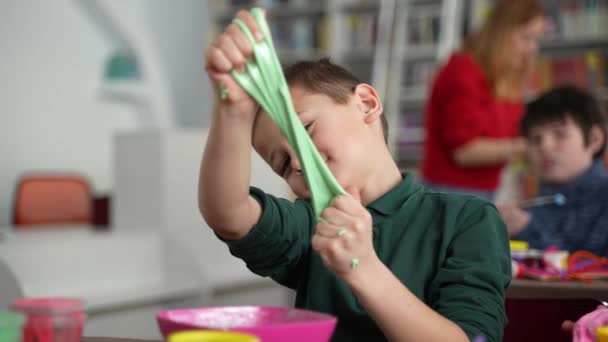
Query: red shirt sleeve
422,53,524,191
433,57,491,152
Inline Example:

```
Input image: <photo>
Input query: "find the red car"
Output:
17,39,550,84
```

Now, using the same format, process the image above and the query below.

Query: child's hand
561,305,608,334
496,203,531,237
312,187,378,280
204,10,265,119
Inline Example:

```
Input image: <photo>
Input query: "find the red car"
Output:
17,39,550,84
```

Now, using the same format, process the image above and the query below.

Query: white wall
0,0,213,225
145,0,213,128
0,0,137,225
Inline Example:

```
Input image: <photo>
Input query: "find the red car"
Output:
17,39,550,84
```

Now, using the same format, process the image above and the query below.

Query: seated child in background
199,10,511,342
498,86,608,256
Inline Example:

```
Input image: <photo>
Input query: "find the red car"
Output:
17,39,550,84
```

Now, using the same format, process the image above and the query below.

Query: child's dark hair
521,85,607,159
284,58,389,143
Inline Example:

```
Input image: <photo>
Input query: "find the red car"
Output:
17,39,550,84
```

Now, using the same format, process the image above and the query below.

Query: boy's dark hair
521,85,607,159
284,58,389,143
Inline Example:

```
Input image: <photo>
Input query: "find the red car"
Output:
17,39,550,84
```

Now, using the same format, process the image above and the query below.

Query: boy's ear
353,83,383,125
589,124,605,154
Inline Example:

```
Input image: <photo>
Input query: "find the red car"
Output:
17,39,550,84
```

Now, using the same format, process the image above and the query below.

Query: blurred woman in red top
421,0,547,199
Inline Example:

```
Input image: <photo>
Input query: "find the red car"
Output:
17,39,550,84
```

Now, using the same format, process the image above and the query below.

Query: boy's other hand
204,9,265,119
496,203,531,237
312,187,378,280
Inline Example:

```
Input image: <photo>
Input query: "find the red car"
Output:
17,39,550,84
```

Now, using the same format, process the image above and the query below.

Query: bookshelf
211,0,328,67
467,0,608,98
541,38,608,52
210,0,606,173
531,51,608,99
210,0,462,171
385,0,464,171
393,0,608,171
530,0,608,103
212,0,410,82
216,4,326,22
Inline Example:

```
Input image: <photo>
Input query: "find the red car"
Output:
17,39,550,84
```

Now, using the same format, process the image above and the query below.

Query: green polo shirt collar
367,173,422,215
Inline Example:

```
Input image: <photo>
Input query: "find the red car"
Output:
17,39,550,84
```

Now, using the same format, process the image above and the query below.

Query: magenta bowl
156,306,337,342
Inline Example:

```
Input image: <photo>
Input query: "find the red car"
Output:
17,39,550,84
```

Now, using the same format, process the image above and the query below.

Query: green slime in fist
230,8,347,220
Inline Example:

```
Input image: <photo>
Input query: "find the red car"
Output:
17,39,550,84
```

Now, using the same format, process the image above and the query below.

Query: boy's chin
539,172,570,185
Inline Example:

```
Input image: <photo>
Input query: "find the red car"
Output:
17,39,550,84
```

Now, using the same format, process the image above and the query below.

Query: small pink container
157,306,337,342
11,298,86,342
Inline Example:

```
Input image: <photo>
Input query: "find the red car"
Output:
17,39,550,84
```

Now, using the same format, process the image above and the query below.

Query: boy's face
252,86,382,199
527,116,600,184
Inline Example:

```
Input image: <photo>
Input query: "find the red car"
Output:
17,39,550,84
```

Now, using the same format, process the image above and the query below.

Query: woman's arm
453,136,526,167
431,54,526,168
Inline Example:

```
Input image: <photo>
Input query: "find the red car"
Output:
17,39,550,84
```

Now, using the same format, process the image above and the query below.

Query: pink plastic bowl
156,306,337,342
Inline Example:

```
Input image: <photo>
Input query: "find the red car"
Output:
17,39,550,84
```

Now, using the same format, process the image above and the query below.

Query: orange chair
13,174,93,227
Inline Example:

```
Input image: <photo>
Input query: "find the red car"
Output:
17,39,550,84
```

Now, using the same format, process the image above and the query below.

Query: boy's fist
204,10,264,118
312,187,378,280
496,203,531,237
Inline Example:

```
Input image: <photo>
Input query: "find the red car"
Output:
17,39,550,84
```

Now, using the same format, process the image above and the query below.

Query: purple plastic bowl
156,306,337,342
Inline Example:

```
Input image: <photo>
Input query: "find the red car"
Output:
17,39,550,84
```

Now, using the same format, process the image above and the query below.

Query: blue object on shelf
104,49,140,80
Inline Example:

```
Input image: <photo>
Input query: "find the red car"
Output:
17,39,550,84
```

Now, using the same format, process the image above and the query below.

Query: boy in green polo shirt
199,10,511,342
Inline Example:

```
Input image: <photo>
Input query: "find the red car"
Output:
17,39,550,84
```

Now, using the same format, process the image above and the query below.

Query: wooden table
504,279,608,342
83,280,608,342
508,278,608,299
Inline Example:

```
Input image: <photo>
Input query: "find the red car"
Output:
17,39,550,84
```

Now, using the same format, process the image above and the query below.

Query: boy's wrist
213,103,257,126
343,254,385,292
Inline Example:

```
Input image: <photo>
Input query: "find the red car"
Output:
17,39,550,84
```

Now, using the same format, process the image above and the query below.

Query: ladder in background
371,0,465,167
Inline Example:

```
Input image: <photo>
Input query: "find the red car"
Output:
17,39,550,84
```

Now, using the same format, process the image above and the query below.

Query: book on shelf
546,0,608,41
407,9,441,46
213,0,330,61
403,61,438,89
469,0,608,42
346,14,378,51
529,50,607,98
269,16,329,59
341,0,379,6
396,111,426,169
468,0,492,32
215,0,308,10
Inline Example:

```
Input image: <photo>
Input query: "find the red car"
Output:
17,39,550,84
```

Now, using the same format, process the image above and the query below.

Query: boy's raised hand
496,203,531,237
204,10,265,119
312,187,378,280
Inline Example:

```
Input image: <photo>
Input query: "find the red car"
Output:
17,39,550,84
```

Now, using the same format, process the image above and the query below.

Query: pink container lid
11,298,85,315
157,306,337,342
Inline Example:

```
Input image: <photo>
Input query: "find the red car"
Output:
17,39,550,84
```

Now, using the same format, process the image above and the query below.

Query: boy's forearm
347,259,469,342
199,106,260,237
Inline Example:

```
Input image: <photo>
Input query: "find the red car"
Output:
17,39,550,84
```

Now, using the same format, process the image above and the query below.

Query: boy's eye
304,123,313,133
280,155,290,177
530,134,543,146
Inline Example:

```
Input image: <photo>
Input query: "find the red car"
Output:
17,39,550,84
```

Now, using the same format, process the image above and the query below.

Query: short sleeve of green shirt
428,198,512,342
220,187,315,289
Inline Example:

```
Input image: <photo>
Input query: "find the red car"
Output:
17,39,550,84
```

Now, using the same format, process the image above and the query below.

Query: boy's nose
538,136,556,152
